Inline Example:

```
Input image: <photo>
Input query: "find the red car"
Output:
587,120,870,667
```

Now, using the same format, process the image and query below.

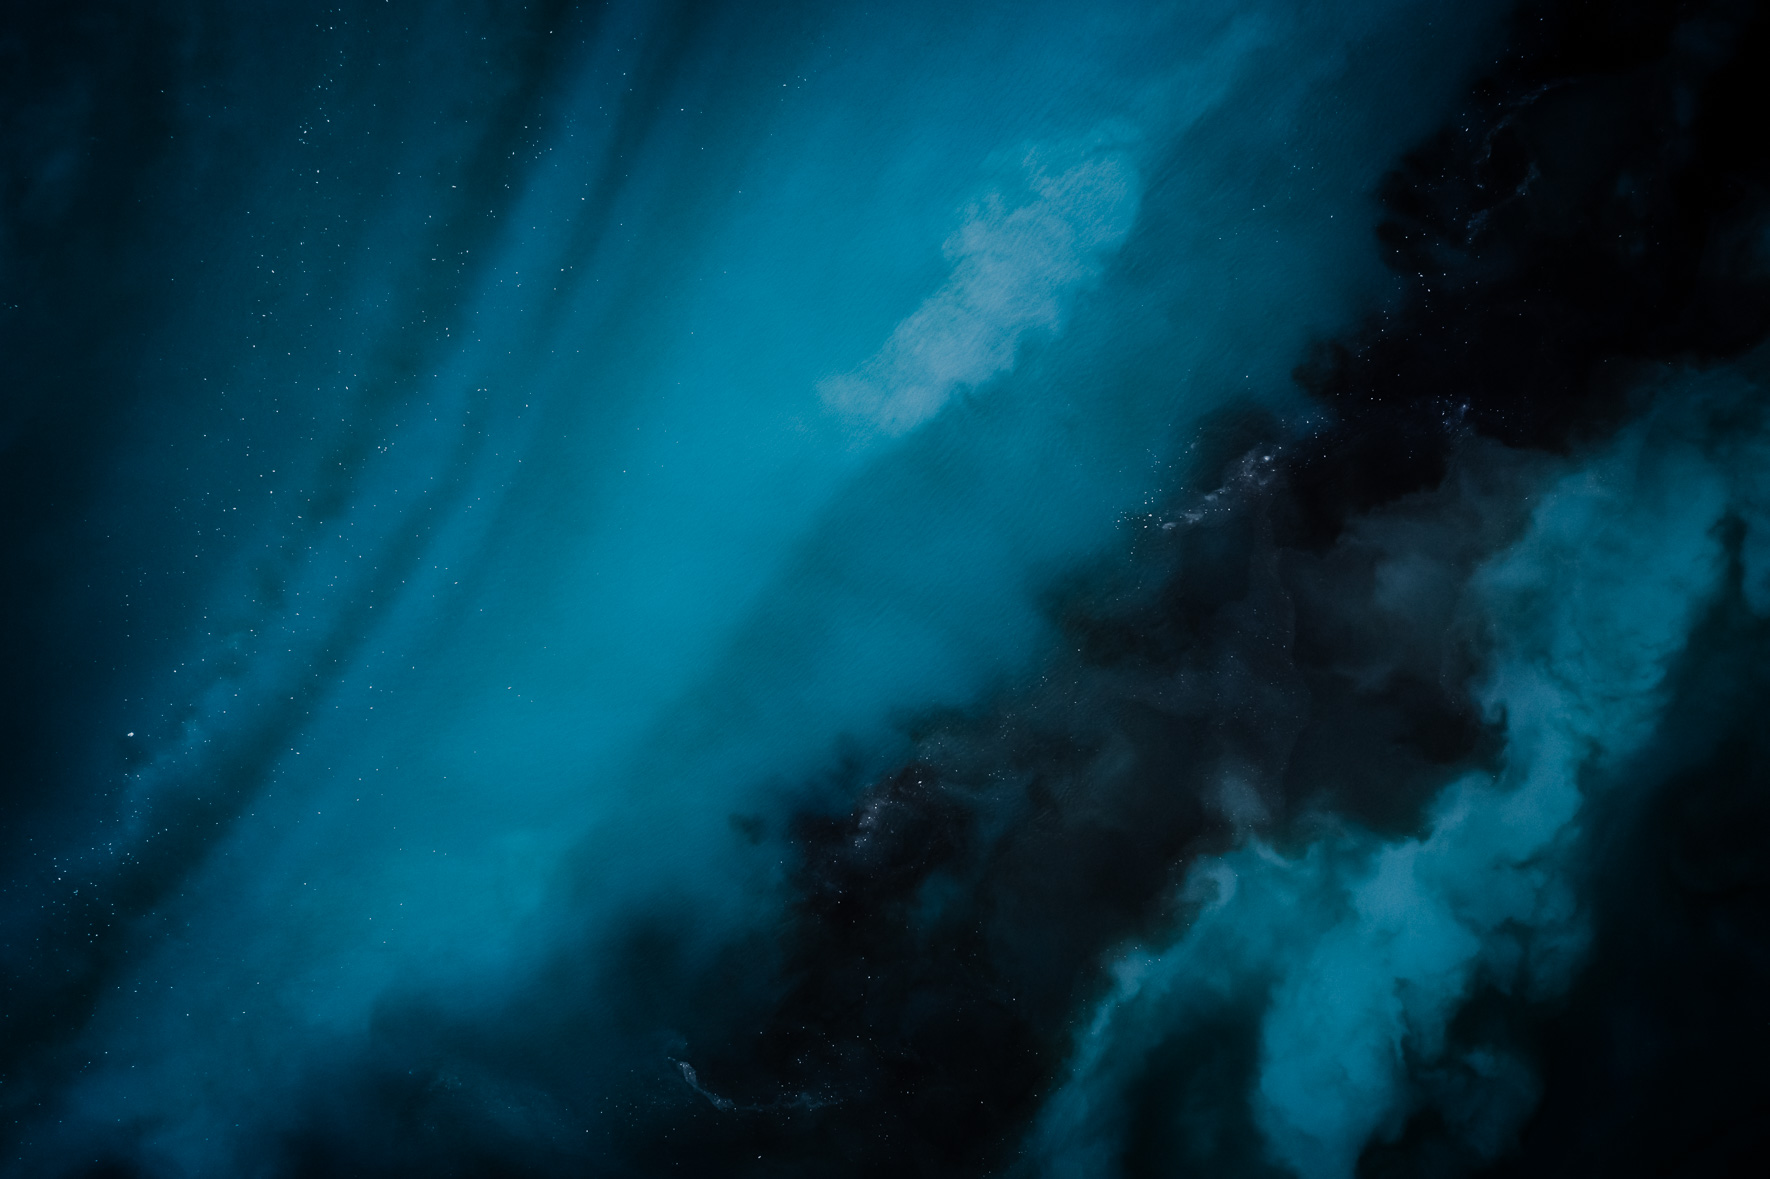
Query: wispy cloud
1028,387,1753,1178
819,139,1139,435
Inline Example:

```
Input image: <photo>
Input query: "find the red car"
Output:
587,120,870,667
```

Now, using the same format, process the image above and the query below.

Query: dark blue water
6,2,1770,1176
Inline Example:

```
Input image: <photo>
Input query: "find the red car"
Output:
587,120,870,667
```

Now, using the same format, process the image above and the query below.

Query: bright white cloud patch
819,143,1140,435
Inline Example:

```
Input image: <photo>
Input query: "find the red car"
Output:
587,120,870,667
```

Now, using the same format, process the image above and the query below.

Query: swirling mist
4,1,1768,1176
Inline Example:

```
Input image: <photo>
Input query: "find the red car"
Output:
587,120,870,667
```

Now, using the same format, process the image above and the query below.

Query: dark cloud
553,2,1770,1173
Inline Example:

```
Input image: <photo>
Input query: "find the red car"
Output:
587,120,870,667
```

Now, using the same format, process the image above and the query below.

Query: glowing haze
4,1,1768,1176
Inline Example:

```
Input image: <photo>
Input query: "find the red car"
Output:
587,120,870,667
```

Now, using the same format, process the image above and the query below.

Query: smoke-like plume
1033,377,1765,1176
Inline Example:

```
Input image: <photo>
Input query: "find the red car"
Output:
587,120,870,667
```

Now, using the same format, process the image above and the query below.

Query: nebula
4,1,1768,1176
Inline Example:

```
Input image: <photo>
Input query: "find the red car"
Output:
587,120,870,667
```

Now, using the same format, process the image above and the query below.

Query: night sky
4,1,1769,1176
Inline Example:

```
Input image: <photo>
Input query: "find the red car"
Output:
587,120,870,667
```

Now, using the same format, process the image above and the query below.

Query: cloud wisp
818,141,1140,436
